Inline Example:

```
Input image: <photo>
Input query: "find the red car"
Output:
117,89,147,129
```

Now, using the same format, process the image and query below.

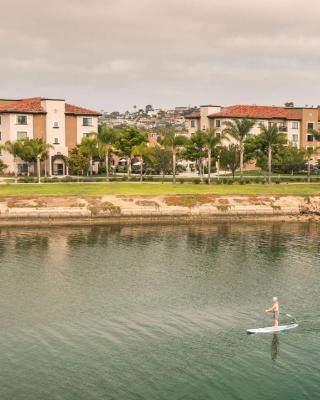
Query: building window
16,115,27,125
18,163,28,173
82,117,92,126
307,134,314,142
292,134,298,142
17,131,28,140
54,138,60,144
0,132,1,141
53,122,59,128
292,121,298,129
191,120,195,128
216,120,221,128
307,122,314,130
0,116,2,125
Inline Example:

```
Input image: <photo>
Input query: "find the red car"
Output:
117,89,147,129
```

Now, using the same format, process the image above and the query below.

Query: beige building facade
0,97,100,175
186,104,320,162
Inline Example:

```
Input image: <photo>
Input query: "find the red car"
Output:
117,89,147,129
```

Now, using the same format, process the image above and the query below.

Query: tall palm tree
259,123,284,184
131,143,150,182
98,126,116,181
304,147,314,183
24,139,54,183
162,129,187,184
80,134,98,176
0,140,23,179
203,128,228,183
223,119,255,179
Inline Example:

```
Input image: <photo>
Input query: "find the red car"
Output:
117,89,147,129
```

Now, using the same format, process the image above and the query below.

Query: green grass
0,182,320,197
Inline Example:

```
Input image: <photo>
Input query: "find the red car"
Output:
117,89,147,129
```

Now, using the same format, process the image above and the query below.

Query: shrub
193,178,201,184
179,178,185,184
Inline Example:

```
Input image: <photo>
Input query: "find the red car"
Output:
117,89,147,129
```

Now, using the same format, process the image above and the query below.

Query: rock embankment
0,195,319,225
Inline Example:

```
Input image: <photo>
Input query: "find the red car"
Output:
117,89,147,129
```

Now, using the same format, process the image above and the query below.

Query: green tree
153,146,173,183
67,147,90,176
97,126,116,180
259,123,286,184
182,131,206,182
131,143,151,182
115,127,148,178
223,119,255,179
162,129,187,184
0,140,24,179
0,160,8,175
272,145,305,174
80,134,98,175
203,128,227,183
220,144,240,180
21,139,54,183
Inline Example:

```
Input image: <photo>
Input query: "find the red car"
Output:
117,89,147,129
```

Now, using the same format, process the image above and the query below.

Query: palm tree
304,147,314,183
0,140,23,180
223,119,255,179
162,129,187,184
80,134,98,175
259,123,284,184
203,128,227,183
98,126,116,181
131,143,150,182
24,139,54,183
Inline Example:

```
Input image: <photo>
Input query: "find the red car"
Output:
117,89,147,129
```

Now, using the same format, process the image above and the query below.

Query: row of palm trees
0,138,53,183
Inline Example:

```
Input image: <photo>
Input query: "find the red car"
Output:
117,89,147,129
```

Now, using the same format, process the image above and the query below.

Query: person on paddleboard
265,297,279,327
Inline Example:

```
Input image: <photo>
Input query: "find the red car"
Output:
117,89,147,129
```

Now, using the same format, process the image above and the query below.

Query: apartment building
186,105,320,160
0,97,100,175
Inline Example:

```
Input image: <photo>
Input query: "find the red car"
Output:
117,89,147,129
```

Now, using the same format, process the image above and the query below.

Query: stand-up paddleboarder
266,297,279,327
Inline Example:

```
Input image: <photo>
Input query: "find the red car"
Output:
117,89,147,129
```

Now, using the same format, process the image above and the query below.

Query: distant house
0,97,101,175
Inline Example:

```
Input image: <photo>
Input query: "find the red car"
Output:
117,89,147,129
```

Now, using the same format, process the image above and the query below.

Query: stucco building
186,104,320,161
0,97,100,175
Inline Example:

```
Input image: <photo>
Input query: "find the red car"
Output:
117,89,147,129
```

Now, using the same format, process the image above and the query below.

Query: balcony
279,125,288,133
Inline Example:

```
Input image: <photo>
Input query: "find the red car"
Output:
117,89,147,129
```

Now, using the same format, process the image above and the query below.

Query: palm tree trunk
37,157,41,184
308,159,311,183
161,169,164,184
208,150,211,184
44,159,47,177
172,149,176,184
200,159,203,183
14,156,17,183
268,145,272,184
240,142,244,180
217,154,220,182
127,157,131,178
140,157,143,182
105,151,109,181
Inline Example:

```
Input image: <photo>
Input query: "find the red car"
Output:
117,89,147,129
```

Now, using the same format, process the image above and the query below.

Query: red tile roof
0,97,45,113
65,103,101,116
208,105,298,120
0,97,101,116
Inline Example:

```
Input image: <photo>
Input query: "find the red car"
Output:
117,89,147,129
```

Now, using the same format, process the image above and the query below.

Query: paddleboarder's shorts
273,311,279,318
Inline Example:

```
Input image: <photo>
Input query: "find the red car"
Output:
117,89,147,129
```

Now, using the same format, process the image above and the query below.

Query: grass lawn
0,182,320,197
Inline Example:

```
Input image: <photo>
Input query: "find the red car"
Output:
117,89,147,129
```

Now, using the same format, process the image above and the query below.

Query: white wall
76,116,98,144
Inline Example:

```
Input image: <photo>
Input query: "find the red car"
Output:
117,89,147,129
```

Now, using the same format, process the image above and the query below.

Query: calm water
0,222,319,399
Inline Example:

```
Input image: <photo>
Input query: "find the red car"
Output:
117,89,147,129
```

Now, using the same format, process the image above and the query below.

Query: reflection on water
271,334,280,361
0,222,319,400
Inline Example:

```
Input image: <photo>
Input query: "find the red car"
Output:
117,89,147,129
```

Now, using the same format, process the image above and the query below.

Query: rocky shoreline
0,194,319,226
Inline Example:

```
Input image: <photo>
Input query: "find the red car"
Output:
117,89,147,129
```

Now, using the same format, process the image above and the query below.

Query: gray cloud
1,0,320,111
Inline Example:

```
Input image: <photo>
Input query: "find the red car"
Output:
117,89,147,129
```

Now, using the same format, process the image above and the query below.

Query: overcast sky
1,0,320,111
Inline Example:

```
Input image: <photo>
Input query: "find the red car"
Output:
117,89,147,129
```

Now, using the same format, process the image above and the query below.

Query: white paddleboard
247,323,298,334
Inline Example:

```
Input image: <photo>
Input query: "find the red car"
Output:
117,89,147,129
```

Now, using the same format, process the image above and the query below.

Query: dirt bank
0,194,319,226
